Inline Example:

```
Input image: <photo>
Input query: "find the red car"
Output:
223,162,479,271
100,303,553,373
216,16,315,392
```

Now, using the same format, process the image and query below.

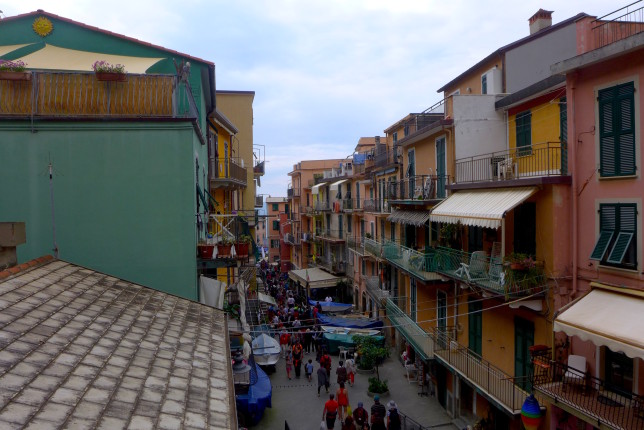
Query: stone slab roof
0,258,235,429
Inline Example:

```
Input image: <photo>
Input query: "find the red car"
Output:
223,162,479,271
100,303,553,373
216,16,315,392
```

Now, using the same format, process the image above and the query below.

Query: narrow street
259,349,457,430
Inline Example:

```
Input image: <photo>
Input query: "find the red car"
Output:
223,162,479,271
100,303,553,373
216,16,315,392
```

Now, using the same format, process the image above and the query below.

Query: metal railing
316,255,347,274
363,199,391,213
0,71,195,118
284,233,300,245
384,242,437,280
395,99,446,146
287,188,301,198
209,157,248,186
388,175,449,200
433,247,548,298
316,228,345,241
347,236,365,254
255,195,263,208
253,161,265,176
363,147,401,172
386,298,434,362
532,356,644,430
314,201,330,211
592,3,644,50
434,328,526,414
454,142,567,184
364,237,384,258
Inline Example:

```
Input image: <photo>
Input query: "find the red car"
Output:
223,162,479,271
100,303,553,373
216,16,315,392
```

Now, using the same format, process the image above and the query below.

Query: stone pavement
257,349,457,430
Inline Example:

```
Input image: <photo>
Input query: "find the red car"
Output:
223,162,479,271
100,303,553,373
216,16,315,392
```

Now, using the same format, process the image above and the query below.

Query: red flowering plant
92,61,126,74
0,59,27,72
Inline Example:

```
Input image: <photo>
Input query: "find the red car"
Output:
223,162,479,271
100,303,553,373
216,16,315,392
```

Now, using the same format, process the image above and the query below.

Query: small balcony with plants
383,241,441,282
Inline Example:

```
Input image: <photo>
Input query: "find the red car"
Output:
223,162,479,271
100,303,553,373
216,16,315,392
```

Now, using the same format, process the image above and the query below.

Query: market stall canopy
554,284,644,360
429,187,537,229
387,209,430,226
15,44,164,73
289,267,344,289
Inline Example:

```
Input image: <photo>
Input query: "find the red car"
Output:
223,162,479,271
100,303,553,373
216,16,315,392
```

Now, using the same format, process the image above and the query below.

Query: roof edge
0,255,55,279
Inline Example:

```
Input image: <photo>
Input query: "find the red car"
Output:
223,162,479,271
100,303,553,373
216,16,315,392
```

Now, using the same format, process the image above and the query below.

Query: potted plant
365,232,372,239
236,234,252,256
504,252,529,271
217,238,233,257
0,59,31,81
197,238,215,259
354,335,389,381
92,60,127,82
367,377,389,397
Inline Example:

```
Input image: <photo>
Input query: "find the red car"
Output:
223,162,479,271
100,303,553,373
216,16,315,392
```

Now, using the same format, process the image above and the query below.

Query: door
407,149,416,197
468,299,482,356
437,290,447,347
436,136,446,198
514,202,536,256
338,215,343,239
410,278,417,322
514,317,534,391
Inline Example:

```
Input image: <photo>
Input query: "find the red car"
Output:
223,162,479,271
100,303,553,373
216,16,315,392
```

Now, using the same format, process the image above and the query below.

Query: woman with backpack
386,400,401,430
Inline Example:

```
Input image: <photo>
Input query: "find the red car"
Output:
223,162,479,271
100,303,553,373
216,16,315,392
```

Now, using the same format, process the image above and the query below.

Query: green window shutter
272,220,279,231
599,82,635,177
589,230,614,260
516,111,531,156
606,232,634,264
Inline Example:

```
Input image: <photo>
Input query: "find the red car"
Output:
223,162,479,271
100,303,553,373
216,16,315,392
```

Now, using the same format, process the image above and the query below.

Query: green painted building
0,10,217,299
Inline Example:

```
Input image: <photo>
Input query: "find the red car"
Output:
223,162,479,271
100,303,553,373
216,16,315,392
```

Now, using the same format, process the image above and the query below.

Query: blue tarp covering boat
316,313,384,329
236,363,272,426
308,299,353,313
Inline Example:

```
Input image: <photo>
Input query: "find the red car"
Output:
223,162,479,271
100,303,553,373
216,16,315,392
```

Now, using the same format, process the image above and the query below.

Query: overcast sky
6,1,618,197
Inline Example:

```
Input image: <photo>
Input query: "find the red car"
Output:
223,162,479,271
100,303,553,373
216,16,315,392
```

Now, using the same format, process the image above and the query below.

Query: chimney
529,9,553,35
374,136,380,145
0,222,26,270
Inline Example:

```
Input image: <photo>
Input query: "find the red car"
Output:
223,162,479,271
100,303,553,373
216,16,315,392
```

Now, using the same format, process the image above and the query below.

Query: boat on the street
251,333,281,366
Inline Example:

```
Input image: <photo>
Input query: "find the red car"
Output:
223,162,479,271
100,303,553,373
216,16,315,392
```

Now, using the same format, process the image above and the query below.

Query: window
410,278,417,322
360,220,365,237
481,74,488,95
390,223,396,242
590,203,637,268
516,111,532,156
272,203,278,211
272,220,279,231
599,82,636,177
361,259,366,275
392,132,398,143
271,239,280,248
404,124,409,137
347,216,352,233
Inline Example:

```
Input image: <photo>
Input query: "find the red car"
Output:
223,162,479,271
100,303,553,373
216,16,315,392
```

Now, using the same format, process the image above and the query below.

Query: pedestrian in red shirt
322,393,339,429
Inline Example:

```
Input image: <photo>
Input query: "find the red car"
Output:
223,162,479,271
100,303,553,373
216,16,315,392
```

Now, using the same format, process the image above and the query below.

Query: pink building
532,8,644,430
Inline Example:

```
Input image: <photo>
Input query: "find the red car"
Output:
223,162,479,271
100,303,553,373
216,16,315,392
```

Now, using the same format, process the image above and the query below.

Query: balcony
315,255,346,275
0,71,196,120
433,247,548,299
284,233,300,246
364,147,401,173
388,175,449,202
363,199,391,214
253,161,265,177
347,236,365,256
287,188,301,198
364,237,384,259
395,99,447,147
209,157,248,189
383,242,441,282
533,353,644,430
314,201,330,212
316,228,345,243
385,297,435,361
453,142,568,187
301,232,314,243
434,329,527,414
255,195,263,208
365,276,388,301
591,4,644,50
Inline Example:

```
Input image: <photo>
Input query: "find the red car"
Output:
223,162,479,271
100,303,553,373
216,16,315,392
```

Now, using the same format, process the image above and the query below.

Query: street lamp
232,350,251,394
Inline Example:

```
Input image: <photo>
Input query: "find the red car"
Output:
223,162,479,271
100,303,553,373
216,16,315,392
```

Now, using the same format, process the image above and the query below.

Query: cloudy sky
6,0,617,197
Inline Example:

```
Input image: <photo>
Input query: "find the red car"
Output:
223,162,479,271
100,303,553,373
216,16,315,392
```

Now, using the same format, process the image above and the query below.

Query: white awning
257,292,277,306
387,210,430,226
429,187,537,229
311,183,325,195
16,44,164,73
330,179,348,191
289,267,344,289
554,285,644,360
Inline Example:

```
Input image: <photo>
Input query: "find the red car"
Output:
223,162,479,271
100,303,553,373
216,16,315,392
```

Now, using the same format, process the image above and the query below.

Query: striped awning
387,210,430,226
429,187,537,229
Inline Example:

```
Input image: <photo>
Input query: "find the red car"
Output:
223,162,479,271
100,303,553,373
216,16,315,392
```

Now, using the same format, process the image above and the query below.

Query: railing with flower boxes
433,247,548,298
0,71,196,119
383,242,440,282
388,175,449,201
454,142,567,184
532,351,644,430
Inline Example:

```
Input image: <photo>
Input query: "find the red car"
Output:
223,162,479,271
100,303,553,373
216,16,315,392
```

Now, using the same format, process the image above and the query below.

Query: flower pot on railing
217,243,232,257
236,242,250,256
95,72,127,82
197,244,215,259
0,71,32,81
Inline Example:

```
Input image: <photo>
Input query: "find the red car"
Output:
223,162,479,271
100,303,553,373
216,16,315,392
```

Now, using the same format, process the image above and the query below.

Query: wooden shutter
589,231,614,260
607,232,634,264
516,111,531,156
599,82,635,176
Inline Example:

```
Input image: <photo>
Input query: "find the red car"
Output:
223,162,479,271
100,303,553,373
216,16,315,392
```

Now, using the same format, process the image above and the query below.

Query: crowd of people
257,262,402,430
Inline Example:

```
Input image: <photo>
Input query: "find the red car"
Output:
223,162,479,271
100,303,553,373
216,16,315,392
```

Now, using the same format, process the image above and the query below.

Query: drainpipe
569,73,578,298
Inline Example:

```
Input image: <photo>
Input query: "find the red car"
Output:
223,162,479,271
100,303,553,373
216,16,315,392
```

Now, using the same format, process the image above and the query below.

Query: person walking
336,382,349,423
292,341,304,378
322,393,339,430
279,328,291,358
386,400,401,430
285,350,293,380
370,395,386,430
345,355,355,386
336,360,348,385
320,350,332,379
352,402,368,428
342,416,357,430
317,363,330,397
305,359,314,382
304,327,313,354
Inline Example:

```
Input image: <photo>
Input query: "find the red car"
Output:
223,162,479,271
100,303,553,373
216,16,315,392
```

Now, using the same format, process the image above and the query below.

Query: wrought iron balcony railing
253,161,265,176
314,201,330,212
454,142,567,184
532,354,644,430
433,247,548,299
284,233,300,246
287,188,301,198
383,242,439,281
209,157,248,187
385,297,435,361
388,175,449,201
347,236,365,255
364,237,384,259
433,328,527,414
255,195,263,208
363,199,391,213
0,71,196,119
